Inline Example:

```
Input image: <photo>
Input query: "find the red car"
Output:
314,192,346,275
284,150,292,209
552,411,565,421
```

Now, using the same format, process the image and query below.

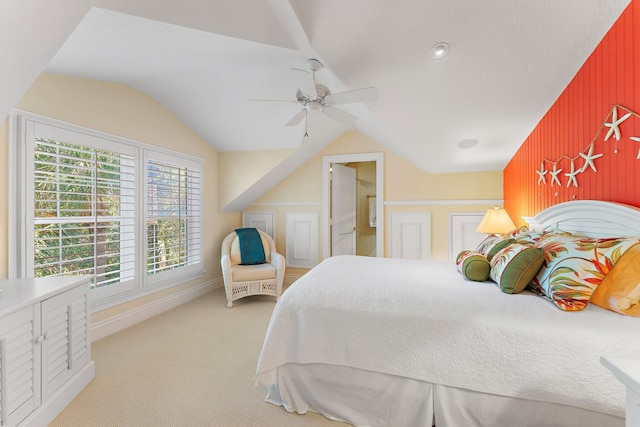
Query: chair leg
227,300,233,308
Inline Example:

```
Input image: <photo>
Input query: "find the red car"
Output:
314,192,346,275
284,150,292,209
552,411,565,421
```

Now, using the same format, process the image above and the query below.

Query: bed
255,200,640,427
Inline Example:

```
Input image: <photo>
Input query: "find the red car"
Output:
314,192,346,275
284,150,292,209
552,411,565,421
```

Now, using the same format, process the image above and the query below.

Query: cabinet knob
34,335,44,344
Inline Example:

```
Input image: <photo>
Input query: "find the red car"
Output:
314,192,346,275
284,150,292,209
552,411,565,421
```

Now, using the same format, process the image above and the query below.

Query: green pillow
456,250,491,282
489,243,544,294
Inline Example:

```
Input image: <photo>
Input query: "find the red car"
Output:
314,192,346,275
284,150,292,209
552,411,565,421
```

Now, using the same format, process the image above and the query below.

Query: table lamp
476,207,516,236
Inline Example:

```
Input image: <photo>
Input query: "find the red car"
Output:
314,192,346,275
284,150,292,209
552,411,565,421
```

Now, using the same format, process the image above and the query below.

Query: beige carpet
50,287,347,427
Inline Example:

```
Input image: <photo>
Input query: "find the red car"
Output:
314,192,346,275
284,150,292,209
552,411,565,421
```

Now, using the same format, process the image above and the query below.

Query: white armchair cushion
231,263,277,282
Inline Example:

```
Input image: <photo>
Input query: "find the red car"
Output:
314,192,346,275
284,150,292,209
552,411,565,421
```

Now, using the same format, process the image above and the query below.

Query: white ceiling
6,0,632,176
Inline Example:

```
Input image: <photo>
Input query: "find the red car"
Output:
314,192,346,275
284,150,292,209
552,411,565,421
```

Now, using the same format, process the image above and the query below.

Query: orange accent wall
504,1,640,225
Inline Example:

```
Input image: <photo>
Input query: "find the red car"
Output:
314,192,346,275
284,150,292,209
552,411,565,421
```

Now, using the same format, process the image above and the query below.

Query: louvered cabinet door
40,284,90,401
0,306,40,427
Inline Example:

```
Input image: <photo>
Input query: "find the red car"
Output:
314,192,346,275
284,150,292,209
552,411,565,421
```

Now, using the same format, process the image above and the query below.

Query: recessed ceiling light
430,42,449,59
458,138,478,149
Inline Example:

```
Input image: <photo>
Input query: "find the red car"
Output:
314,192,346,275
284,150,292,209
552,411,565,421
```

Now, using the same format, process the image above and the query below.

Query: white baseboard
91,278,223,342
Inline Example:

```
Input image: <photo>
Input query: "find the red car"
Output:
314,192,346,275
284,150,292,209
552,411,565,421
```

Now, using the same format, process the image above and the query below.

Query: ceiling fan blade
248,98,297,104
325,87,378,105
291,67,318,99
285,109,307,127
322,106,357,127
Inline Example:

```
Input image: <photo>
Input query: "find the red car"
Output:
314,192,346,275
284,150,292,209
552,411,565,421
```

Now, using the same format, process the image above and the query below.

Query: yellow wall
245,130,503,263
1,73,240,322
218,148,295,209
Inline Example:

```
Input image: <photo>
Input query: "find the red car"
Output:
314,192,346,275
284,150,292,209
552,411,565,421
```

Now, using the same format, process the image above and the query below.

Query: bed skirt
263,363,624,427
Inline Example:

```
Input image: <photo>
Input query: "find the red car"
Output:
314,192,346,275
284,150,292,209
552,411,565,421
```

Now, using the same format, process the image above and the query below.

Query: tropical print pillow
475,236,515,262
514,229,572,246
534,235,640,311
506,225,529,238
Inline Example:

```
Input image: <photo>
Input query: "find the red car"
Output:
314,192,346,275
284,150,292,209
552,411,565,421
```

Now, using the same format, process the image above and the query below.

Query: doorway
322,152,384,259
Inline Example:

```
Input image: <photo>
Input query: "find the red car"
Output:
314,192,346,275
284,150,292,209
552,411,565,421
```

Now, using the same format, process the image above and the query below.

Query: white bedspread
256,255,640,417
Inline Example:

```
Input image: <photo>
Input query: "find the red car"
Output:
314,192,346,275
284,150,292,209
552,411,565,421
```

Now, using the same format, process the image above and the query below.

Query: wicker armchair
221,229,285,307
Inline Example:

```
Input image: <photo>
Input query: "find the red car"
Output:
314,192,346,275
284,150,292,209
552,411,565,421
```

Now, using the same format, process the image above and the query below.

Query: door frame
322,152,384,260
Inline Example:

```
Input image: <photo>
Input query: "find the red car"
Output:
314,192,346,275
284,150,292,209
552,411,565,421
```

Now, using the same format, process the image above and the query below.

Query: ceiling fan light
430,42,449,59
307,101,322,111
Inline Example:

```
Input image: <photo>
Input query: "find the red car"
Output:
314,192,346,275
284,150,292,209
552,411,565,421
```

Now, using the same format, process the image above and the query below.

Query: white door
331,164,357,256
449,213,486,261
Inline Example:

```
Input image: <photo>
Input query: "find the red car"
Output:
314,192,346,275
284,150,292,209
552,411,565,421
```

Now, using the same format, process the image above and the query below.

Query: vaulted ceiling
1,0,631,206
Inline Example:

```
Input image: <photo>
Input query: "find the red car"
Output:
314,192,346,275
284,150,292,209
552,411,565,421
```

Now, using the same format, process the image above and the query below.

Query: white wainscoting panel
286,212,318,268
243,212,275,239
449,213,486,261
388,212,431,260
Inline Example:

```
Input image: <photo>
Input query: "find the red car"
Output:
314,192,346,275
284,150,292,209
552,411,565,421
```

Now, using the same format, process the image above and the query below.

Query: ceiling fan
251,58,378,136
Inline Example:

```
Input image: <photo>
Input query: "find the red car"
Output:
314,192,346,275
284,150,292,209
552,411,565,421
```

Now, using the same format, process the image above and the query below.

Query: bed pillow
514,229,572,245
534,235,640,311
506,225,529,238
456,250,491,282
475,236,515,262
489,243,544,294
590,243,640,316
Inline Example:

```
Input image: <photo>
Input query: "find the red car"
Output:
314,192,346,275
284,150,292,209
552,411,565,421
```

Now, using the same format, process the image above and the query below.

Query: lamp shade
476,208,516,234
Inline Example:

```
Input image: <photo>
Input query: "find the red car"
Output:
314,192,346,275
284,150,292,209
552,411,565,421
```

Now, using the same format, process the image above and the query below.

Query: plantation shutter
31,132,136,289
146,155,202,278
15,114,205,306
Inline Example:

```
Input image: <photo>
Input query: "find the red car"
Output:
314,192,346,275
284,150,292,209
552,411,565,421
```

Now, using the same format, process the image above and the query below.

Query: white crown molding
250,201,322,207
384,199,503,206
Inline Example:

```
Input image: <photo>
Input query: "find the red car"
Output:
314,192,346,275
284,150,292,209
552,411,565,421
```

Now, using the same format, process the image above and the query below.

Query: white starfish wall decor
604,106,632,141
579,144,603,172
564,160,580,187
535,104,640,187
549,164,563,186
536,162,547,185
631,137,640,159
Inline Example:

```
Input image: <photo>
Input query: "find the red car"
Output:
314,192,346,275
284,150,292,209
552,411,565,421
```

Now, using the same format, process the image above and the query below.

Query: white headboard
523,200,640,238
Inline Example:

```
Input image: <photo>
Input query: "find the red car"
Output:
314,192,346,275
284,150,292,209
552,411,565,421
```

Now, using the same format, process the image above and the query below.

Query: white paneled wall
388,212,431,260
243,212,275,239
285,212,318,268
448,213,486,261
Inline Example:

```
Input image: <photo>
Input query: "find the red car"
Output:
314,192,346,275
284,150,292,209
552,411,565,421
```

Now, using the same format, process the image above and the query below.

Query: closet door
0,306,40,426
41,284,90,400
448,213,486,261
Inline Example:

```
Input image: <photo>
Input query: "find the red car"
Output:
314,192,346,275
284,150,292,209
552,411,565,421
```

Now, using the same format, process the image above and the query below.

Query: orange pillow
590,243,640,316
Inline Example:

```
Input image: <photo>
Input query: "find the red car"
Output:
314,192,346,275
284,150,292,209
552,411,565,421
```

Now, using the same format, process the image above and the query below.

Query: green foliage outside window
33,137,130,287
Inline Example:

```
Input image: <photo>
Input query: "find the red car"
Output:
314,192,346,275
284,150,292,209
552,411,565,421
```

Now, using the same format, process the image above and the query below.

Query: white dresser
0,276,95,426
601,357,640,427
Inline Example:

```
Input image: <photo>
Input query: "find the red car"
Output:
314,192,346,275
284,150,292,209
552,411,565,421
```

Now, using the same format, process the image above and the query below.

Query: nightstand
601,357,640,427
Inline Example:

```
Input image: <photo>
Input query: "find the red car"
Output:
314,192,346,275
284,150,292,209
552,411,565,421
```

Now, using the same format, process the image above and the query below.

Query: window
11,112,203,309
145,152,202,283
32,137,136,289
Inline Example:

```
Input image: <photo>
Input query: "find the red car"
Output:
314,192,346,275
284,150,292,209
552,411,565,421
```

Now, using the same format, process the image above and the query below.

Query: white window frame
144,150,203,287
9,110,204,311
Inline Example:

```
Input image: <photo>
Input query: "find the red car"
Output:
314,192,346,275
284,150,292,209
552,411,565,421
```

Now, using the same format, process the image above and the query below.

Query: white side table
601,357,640,427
